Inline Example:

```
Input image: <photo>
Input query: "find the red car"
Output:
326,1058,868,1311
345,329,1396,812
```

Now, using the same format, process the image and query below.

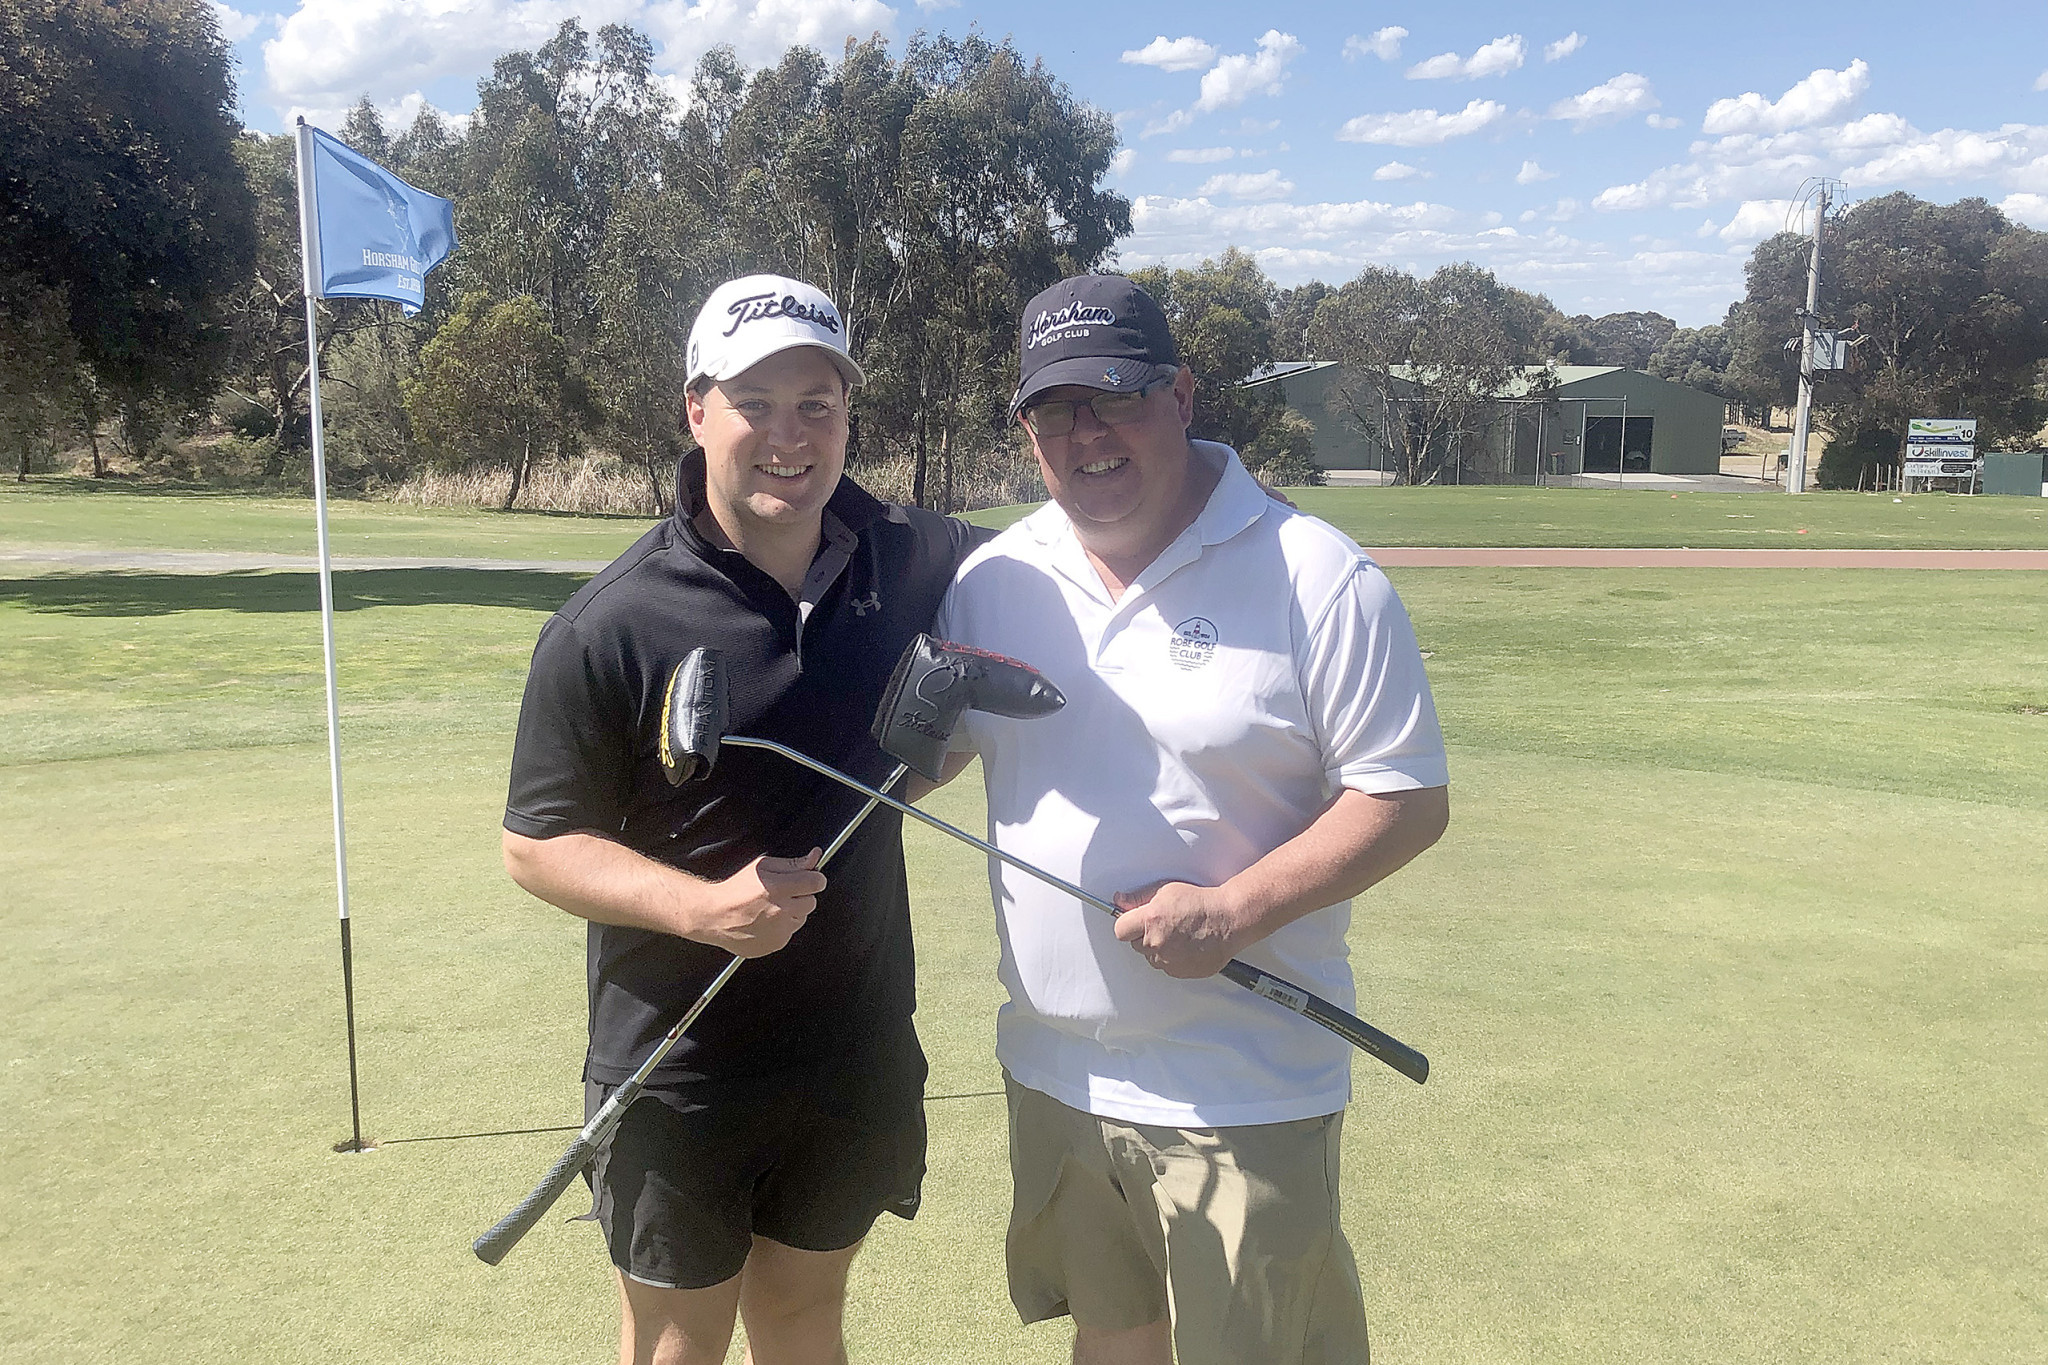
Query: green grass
3,547,2045,1361
8,473,2048,555
1286,484,2048,549
0,476,656,560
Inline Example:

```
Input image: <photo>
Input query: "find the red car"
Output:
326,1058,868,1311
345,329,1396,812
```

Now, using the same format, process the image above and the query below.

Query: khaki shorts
1004,1075,1369,1365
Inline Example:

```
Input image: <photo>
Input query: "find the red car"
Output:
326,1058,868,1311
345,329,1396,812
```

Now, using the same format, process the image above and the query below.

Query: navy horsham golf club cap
1010,275,1180,418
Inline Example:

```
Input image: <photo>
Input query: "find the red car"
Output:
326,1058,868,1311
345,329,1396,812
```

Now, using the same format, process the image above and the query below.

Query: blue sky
214,0,2048,325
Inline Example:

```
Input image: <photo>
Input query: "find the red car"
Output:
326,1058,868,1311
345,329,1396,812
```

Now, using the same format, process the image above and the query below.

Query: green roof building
1238,362,1727,481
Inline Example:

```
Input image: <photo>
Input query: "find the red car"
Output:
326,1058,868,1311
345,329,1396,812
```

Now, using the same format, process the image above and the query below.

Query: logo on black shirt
850,590,882,616
1169,617,1218,670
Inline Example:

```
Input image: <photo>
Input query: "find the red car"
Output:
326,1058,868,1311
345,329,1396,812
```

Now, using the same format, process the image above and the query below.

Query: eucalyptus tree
1308,263,1557,484
0,0,255,469
1730,193,2048,454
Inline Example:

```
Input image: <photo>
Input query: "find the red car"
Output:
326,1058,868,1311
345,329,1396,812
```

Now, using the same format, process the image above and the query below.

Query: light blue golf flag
297,120,456,314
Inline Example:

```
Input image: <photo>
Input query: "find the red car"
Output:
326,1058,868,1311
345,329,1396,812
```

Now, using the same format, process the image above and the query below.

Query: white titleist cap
685,274,865,390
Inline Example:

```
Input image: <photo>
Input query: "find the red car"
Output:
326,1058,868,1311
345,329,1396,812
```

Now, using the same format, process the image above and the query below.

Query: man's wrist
1213,879,1264,954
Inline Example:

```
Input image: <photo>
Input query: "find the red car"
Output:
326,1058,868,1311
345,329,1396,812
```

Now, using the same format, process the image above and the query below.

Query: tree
1308,263,1556,484
1272,281,1331,360
1132,247,1281,453
1580,310,1677,370
1240,407,1325,486
1648,319,1735,400
0,0,256,468
1729,194,2048,453
402,293,572,508
887,34,1128,509
0,271,76,478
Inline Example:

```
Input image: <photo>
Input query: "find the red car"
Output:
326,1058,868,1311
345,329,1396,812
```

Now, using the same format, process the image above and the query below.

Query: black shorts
588,1062,927,1291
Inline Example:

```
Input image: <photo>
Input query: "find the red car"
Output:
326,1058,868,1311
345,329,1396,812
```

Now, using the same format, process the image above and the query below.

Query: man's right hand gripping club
500,832,825,957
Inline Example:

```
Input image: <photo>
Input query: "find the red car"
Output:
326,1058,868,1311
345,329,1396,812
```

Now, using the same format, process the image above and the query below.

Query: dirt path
1364,547,2048,569
5,545,2047,574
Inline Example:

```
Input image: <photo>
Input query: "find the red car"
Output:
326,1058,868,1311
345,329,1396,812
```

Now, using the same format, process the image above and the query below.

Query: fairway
8,475,2048,559
2,498,2045,1363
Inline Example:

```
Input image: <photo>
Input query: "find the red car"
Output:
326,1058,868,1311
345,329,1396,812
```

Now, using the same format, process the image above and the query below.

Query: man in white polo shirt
934,275,1450,1365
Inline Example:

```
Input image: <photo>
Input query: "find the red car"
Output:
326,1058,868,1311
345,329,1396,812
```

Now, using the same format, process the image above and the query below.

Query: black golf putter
474,636,1065,1265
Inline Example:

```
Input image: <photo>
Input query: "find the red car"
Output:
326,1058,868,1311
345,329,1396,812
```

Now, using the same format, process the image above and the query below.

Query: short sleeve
931,582,982,756
1299,562,1449,794
503,613,636,838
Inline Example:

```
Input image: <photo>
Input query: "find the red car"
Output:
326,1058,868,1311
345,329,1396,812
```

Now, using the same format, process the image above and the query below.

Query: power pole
1786,183,1831,495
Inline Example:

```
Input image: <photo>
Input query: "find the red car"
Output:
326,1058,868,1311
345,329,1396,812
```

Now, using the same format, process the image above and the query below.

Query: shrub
1241,407,1328,486
1816,427,1900,490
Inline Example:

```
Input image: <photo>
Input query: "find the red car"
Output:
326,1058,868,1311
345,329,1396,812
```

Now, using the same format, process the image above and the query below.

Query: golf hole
333,1138,381,1154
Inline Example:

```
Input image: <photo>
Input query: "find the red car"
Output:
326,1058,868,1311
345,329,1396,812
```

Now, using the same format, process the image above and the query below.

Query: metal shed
1238,362,1726,480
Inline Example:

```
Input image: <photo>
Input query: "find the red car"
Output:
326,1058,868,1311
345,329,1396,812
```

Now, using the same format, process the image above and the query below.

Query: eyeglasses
1020,378,1169,438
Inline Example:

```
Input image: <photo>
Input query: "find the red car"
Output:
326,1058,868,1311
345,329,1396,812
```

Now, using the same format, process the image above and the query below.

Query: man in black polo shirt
502,274,979,1365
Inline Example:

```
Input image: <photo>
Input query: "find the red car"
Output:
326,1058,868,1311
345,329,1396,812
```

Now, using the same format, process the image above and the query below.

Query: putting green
2,557,2042,1363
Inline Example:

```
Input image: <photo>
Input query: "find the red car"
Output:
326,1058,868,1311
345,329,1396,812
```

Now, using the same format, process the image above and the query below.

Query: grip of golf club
1216,959,1430,1085
472,1128,601,1265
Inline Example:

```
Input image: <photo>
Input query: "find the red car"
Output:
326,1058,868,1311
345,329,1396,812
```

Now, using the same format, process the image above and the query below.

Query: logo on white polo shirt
1168,617,1218,670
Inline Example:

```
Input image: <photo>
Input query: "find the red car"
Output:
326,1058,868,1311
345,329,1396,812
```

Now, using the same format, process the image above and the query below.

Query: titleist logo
721,292,841,338
1027,302,1116,349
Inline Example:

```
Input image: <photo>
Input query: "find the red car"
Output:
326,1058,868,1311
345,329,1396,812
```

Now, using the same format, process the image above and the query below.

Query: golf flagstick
471,767,903,1266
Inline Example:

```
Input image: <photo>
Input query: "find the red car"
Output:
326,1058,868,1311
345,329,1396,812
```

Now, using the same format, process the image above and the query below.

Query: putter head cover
872,634,1065,782
660,647,729,786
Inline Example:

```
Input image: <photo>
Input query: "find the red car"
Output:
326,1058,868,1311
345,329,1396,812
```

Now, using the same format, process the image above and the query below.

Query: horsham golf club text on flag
296,120,456,314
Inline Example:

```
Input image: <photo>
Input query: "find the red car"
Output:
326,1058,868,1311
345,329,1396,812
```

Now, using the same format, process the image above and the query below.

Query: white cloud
1548,73,1659,126
1591,115,2048,216
1714,199,1797,242
1109,148,1137,178
913,0,956,10
210,1,263,42
1523,197,1580,223
1845,127,2024,184
1702,60,1869,135
1140,109,1197,139
1166,146,1240,163
1646,114,1682,129
1344,27,1407,62
1121,36,1219,73
1197,169,1296,201
2036,71,2048,92
1372,160,1428,181
2001,192,2048,226
264,0,900,121
1196,30,1303,112
1122,197,1744,321
1406,34,1525,81
2012,153,2048,193
1544,32,1586,62
1516,159,1557,184
1337,99,1507,146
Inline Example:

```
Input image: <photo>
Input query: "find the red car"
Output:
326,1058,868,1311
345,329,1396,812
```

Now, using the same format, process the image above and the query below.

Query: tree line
4,1,2044,501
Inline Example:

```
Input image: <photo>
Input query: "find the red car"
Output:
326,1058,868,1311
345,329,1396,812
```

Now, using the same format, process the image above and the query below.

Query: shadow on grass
0,568,588,617
375,1090,1005,1147
3,473,280,499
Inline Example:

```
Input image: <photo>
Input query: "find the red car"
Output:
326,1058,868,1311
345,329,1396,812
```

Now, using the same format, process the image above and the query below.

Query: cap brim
1010,358,1177,418
696,336,865,389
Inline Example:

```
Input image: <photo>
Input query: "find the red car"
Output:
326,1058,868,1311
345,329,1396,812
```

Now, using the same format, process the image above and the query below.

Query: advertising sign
1907,418,1977,445
1903,452,1981,477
